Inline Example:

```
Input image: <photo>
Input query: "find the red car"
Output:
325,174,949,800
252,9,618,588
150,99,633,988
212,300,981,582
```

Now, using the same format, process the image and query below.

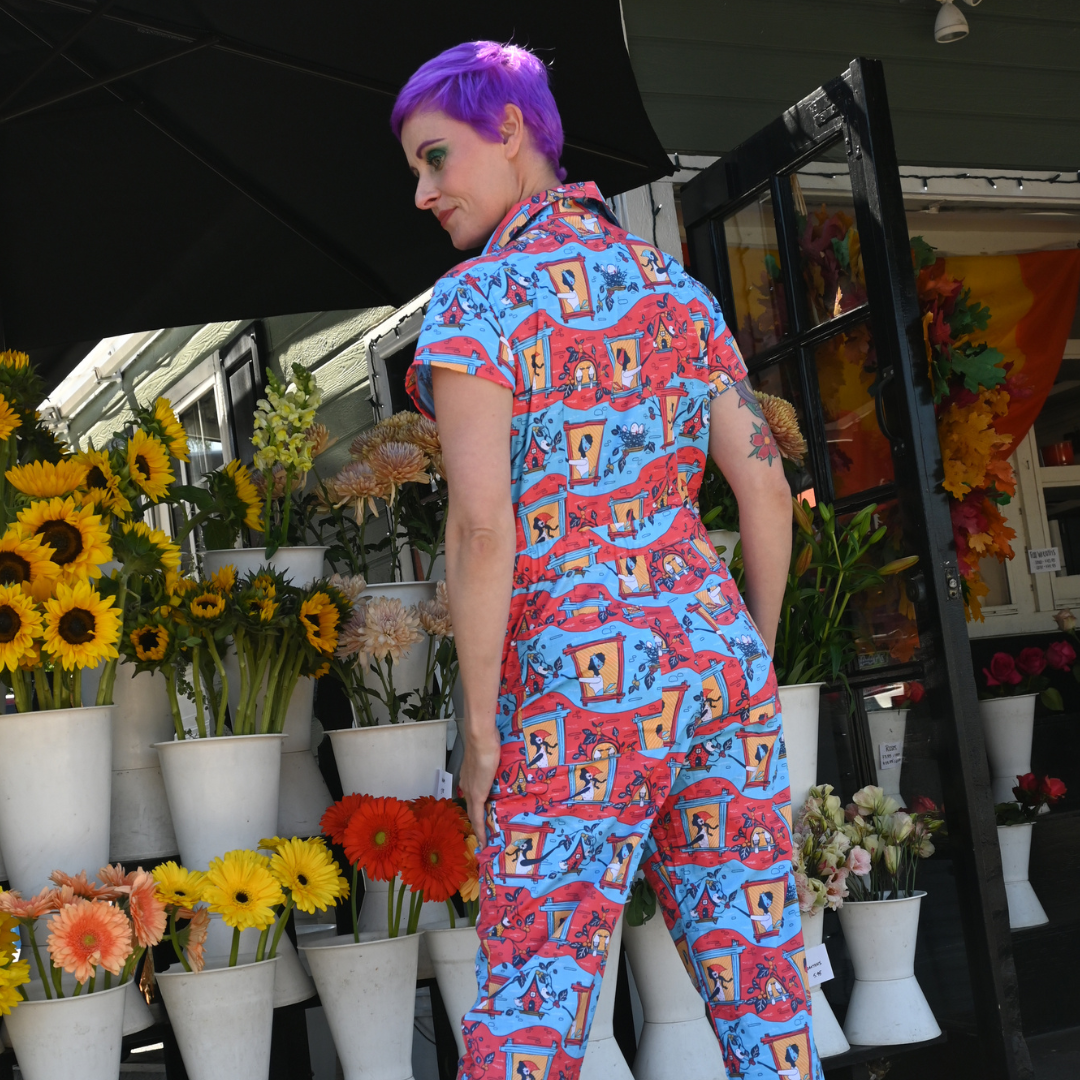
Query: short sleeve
704,293,749,400
406,269,516,421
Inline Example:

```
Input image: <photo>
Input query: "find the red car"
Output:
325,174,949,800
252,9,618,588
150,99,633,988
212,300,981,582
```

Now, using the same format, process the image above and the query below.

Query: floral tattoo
749,422,780,465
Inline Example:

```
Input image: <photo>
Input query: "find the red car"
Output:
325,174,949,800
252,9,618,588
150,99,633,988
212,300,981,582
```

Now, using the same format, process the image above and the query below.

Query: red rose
906,682,926,704
1046,641,1076,672
986,653,1022,687
907,795,938,814
1039,776,1067,804
1014,773,1039,793
1016,647,1047,677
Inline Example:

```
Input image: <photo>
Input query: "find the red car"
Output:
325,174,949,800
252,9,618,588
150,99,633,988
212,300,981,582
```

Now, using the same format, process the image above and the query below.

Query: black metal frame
681,58,1032,1080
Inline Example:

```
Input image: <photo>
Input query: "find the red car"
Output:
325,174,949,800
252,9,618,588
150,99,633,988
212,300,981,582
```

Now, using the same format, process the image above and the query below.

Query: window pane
181,394,224,481
813,322,894,499
790,165,867,326
722,190,788,358
748,359,817,504
1043,485,1080,577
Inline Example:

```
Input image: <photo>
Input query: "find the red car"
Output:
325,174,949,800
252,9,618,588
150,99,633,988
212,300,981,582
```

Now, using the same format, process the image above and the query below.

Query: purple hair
391,41,567,183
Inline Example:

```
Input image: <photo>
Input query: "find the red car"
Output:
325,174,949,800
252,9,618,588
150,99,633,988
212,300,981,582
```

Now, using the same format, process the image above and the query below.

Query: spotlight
935,0,969,42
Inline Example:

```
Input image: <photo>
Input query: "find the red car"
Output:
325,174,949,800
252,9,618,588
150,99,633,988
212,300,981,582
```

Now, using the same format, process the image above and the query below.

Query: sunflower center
87,466,108,488
37,521,82,565
134,454,151,480
297,874,308,887
235,892,249,904
59,609,95,644
374,830,388,847
0,604,21,642
136,627,161,650
0,551,32,586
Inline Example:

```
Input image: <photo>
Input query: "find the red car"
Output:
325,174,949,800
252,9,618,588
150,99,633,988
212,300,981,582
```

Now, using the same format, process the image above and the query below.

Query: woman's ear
499,103,526,158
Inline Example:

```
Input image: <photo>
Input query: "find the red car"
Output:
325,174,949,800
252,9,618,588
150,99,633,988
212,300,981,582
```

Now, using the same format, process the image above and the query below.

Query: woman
394,41,819,1080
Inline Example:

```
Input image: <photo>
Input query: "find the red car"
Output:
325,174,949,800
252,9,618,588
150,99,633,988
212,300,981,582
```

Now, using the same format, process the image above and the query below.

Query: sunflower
399,814,471,903
208,564,236,592
47,899,133,983
75,447,132,516
209,459,263,532
151,862,205,908
0,584,42,671
252,595,278,622
268,838,349,914
126,430,174,502
0,351,30,371
6,459,89,500
41,579,121,670
130,621,171,662
189,591,226,621
17,497,112,580
0,394,21,442
0,526,61,601
202,849,284,932
152,398,190,461
320,793,365,846
300,591,339,655
342,795,416,883
119,520,182,573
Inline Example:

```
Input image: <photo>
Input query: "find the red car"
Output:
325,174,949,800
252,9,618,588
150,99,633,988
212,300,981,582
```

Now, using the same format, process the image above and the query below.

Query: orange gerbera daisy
399,814,470,904
46,899,133,983
320,792,366,846
49,869,119,900
123,870,168,948
185,907,209,973
411,796,471,836
342,795,416,882
460,835,480,904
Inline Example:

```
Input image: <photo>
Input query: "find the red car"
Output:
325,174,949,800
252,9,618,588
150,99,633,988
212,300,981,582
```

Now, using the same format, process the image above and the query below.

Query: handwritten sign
879,742,903,770
805,943,835,988
1028,547,1062,573
434,769,454,800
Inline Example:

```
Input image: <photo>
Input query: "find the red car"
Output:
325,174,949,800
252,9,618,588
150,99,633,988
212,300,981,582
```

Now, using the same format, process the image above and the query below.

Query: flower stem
204,634,229,737
350,864,359,942
406,889,423,936
256,927,270,963
229,926,241,968
446,899,456,929
165,666,186,739
26,923,52,999
191,646,207,738
393,876,407,938
268,897,294,959
169,911,192,972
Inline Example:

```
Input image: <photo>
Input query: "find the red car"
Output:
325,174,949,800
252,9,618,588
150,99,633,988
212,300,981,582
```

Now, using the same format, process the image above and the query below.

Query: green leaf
1040,687,1064,712
950,345,1007,394
625,879,657,926
910,236,937,270
171,484,214,510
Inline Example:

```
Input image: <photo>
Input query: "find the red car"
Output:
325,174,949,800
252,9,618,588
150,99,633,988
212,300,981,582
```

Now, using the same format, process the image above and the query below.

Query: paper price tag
433,769,454,800
804,943,834,988
1028,547,1062,573
878,741,903,770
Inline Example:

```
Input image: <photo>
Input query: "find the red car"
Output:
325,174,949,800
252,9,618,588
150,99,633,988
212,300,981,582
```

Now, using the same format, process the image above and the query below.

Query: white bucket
330,719,449,800
301,931,420,1080
580,917,633,1080
979,695,1037,805
154,733,284,871
799,910,849,1058
426,924,481,1059
0,705,113,895
777,683,824,816
997,823,1049,929
866,709,908,806
157,957,277,1080
202,545,327,588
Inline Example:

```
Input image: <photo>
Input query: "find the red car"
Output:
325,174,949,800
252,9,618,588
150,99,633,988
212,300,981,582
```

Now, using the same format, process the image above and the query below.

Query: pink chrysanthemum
46,899,133,983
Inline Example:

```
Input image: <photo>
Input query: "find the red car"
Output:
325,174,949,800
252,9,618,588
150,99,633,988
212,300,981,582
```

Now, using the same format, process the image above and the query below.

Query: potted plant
774,500,918,812
303,793,472,1080
836,785,944,1045
979,642,1074,804
995,772,1067,929
0,862,168,1080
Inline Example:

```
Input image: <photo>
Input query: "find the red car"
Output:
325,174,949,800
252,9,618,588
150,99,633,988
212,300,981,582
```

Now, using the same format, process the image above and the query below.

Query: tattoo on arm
735,379,764,419
748,421,780,466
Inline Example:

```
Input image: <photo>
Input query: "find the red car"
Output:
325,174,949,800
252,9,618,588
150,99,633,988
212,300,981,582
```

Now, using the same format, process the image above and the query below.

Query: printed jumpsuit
407,183,821,1080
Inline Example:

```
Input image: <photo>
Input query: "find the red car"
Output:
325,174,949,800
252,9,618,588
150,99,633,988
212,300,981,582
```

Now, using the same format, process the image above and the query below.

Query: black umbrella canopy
0,0,672,382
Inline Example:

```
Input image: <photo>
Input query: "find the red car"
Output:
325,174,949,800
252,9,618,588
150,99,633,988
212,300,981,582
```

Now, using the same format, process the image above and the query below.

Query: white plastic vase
579,917,633,1080
109,665,178,862
277,687,333,837
778,683,824,817
979,695,1036,805
330,719,450,800
357,873,451,980
123,977,157,1035
300,931,420,1080
799,911,849,1058
997,823,1049,929
837,892,941,1045
153,733,285,871
157,958,277,1080
622,913,727,1080
866,709,908,806
5,978,128,1080
202,545,327,587
201,911,315,1007
426,923,481,1058
0,705,113,895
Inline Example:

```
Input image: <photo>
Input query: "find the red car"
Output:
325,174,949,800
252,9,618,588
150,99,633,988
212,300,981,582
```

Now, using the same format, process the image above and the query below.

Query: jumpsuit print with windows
408,182,821,1080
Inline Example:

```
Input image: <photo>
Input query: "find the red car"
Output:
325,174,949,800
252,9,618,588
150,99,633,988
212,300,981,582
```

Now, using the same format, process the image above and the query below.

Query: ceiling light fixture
934,0,970,43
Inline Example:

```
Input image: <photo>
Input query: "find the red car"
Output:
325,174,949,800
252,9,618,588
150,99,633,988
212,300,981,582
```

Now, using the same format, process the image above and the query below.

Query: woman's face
401,108,523,251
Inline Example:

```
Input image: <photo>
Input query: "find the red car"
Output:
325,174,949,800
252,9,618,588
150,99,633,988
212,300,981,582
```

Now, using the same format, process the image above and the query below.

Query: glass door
682,59,1028,1079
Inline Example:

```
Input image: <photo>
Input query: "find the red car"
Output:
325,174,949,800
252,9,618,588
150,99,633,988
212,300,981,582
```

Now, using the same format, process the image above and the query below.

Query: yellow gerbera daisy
208,564,236,592
75,448,132,516
299,592,339,655
41,579,121,670
0,526,61,601
0,584,42,672
151,862,205,908
17,497,112,581
0,394,21,442
130,622,171,662
202,849,284,932
126,430,174,502
5,459,89,499
268,837,349,914
152,398,190,461
120,521,182,572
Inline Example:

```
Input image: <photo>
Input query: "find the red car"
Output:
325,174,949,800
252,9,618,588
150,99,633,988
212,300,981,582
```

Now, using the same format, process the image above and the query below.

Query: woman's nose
415,174,439,210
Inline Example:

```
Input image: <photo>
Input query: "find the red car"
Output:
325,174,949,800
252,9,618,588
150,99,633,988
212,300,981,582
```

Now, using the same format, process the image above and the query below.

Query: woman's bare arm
431,365,516,843
708,380,793,654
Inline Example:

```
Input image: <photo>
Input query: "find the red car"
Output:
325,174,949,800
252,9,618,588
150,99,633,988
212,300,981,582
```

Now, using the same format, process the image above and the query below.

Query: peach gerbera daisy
122,870,168,948
46,899,133,983
97,864,137,889
0,886,60,919
185,907,209,973
50,869,119,900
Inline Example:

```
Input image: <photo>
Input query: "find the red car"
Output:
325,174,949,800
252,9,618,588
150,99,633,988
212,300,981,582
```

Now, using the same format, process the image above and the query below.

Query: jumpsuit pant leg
641,669,824,1080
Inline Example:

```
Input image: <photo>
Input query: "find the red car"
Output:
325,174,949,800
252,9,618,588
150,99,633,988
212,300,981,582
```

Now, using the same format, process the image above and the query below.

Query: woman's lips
437,208,455,229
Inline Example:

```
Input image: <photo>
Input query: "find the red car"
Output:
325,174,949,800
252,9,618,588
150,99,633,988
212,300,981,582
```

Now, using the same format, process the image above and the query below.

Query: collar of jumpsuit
481,181,620,256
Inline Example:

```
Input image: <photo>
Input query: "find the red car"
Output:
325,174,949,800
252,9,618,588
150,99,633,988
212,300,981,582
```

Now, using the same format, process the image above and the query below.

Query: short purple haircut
391,41,567,183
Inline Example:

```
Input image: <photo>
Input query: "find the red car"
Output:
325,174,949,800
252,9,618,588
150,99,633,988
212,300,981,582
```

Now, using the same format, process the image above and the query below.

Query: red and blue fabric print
408,182,821,1080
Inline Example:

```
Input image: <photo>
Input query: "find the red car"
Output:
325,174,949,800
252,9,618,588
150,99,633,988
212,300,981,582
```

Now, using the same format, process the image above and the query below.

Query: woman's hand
460,717,502,846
